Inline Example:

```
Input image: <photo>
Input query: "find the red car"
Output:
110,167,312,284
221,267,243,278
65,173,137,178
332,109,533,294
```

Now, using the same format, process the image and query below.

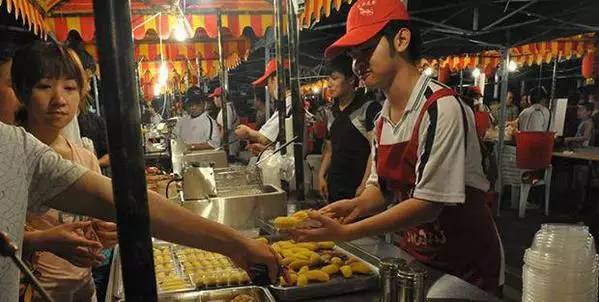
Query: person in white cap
290,0,501,293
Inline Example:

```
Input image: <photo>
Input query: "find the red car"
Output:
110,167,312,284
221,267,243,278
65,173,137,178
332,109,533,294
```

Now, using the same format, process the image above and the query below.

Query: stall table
553,147,599,204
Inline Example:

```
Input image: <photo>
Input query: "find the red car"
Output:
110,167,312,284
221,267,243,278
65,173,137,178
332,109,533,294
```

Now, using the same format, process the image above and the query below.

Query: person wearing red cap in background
290,0,501,293
234,58,292,155
210,87,240,156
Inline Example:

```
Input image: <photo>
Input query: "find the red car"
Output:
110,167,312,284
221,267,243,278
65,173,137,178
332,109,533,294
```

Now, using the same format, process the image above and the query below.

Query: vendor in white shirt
517,87,551,132
210,87,240,155
173,86,220,150
235,58,292,155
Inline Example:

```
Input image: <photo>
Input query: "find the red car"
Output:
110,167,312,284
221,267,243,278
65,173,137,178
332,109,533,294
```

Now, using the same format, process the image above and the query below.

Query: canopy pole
92,75,100,116
195,57,202,86
274,0,288,153
265,44,272,120
550,58,558,111
91,0,157,301
287,0,305,201
217,11,229,154
496,48,510,217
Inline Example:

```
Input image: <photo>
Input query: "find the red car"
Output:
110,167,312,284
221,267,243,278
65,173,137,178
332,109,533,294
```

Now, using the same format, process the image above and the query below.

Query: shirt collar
380,73,430,121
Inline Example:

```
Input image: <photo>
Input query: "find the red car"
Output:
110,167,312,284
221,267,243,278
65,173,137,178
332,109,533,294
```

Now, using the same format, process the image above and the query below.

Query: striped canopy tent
300,0,353,28
1,0,48,36
419,33,596,73
37,0,275,41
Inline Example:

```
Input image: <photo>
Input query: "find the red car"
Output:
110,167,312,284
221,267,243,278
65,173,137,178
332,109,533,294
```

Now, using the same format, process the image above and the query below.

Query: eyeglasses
346,35,383,60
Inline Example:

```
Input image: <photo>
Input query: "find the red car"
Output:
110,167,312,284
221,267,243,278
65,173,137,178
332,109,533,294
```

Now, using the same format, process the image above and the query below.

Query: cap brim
324,22,388,59
252,73,270,87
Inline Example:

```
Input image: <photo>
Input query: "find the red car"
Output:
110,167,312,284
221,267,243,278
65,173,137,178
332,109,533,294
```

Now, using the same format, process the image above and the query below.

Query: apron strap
411,88,456,141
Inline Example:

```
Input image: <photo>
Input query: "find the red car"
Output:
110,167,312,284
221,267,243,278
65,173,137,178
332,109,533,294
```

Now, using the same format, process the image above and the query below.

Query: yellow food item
304,270,330,282
281,257,296,266
288,273,298,285
231,294,257,302
320,254,332,263
349,261,373,274
299,266,310,274
317,241,336,249
274,216,301,230
297,274,308,287
346,257,360,265
321,264,339,275
331,257,343,266
295,242,319,251
340,265,353,278
289,260,311,270
291,247,312,254
280,249,295,259
309,253,321,266
278,241,295,249
255,237,269,244
292,210,310,220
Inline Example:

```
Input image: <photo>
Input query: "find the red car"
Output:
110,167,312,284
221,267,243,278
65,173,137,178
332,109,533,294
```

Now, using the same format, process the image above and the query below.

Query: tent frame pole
217,11,229,154
273,0,288,153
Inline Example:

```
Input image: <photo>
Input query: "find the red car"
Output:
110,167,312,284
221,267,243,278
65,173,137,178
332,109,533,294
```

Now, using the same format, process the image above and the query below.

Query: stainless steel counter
106,236,500,302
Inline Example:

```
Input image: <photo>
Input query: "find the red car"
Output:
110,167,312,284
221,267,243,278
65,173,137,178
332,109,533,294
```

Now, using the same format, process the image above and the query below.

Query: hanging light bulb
158,61,169,86
174,19,188,42
508,60,518,72
312,86,321,94
472,67,481,79
423,67,433,76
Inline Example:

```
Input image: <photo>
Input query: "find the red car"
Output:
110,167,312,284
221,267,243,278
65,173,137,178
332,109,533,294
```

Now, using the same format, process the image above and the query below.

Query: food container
268,240,380,301
120,286,275,302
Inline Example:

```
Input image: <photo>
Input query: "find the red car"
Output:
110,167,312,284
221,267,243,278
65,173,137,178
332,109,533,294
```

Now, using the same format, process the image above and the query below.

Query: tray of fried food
153,244,196,293
268,240,378,301
175,247,251,289
273,210,325,231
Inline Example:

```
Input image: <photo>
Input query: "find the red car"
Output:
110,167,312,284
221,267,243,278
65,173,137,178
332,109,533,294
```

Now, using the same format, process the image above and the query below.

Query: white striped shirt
367,74,489,204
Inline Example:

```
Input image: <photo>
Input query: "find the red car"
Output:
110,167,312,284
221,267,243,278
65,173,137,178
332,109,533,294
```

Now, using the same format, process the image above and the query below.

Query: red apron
375,89,501,292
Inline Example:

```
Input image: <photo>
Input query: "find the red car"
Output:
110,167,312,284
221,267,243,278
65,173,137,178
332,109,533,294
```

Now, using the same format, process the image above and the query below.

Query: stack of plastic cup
522,224,598,302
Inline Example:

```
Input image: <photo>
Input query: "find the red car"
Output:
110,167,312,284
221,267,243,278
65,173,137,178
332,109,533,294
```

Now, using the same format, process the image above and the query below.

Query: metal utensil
255,136,299,167
0,231,54,302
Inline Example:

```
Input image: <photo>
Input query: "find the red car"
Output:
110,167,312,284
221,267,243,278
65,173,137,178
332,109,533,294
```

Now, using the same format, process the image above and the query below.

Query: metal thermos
397,262,426,302
380,257,427,302
380,258,406,302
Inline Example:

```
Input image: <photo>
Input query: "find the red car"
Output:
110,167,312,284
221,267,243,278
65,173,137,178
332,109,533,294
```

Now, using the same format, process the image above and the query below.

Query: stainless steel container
379,257,406,302
181,166,216,200
179,184,286,231
182,149,228,168
397,262,426,302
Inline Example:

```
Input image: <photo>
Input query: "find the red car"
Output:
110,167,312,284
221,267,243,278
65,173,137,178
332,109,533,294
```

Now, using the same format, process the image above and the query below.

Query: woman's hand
289,211,351,242
93,219,118,248
320,198,363,224
33,221,104,267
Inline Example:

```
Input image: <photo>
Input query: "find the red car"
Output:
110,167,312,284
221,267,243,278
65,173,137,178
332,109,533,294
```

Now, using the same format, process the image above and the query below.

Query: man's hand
318,175,328,200
246,143,267,155
93,219,118,248
289,211,350,242
235,125,252,140
229,238,281,283
33,221,104,267
355,183,366,197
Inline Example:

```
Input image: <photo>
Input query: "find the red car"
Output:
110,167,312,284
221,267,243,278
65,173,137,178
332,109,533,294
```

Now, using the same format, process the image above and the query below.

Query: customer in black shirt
318,55,381,202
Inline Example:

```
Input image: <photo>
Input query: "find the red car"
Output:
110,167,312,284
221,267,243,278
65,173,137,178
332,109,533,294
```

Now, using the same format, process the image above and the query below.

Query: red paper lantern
582,52,594,79
438,66,450,83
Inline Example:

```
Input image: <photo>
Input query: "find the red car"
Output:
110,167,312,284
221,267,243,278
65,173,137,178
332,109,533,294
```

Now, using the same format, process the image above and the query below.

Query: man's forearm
355,185,387,216
319,147,332,180
343,198,444,241
247,129,271,145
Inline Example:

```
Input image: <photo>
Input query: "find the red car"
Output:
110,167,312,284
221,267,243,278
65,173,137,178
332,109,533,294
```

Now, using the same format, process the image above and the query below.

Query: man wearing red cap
291,0,501,293
234,59,292,154
210,87,240,156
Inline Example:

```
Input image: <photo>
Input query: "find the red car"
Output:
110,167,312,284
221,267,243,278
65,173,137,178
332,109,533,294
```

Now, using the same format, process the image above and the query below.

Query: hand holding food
288,211,351,243
273,210,322,230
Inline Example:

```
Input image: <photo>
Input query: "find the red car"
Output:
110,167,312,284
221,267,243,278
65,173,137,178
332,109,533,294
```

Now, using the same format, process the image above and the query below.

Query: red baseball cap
252,58,290,87
325,0,410,59
209,87,223,98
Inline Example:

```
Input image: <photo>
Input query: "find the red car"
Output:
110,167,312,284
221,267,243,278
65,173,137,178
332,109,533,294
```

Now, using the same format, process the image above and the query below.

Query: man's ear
393,28,412,54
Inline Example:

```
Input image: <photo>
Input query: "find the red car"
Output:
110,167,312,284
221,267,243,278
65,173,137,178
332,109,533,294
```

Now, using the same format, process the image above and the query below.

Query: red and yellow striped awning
420,33,596,72
1,0,48,36
83,38,251,63
300,0,353,28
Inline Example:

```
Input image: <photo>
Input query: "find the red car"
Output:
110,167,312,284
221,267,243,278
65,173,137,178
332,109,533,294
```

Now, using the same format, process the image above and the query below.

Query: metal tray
268,241,380,301
120,286,275,302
